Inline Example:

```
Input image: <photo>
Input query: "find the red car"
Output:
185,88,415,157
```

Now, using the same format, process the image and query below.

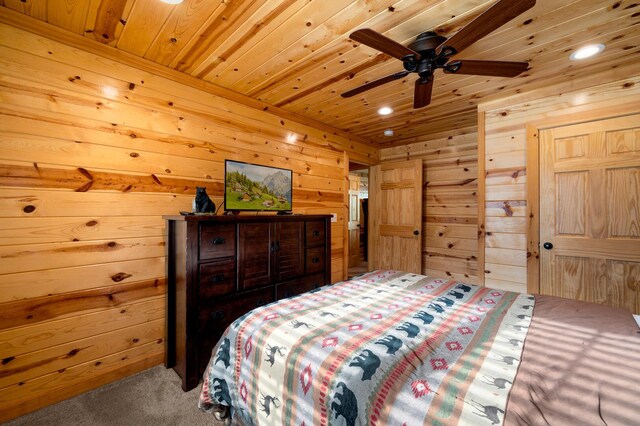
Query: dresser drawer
305,221,326,247
198,287,274,334
306,247,325,274
199,260,237,300
275,273,324,299
200,223,236,260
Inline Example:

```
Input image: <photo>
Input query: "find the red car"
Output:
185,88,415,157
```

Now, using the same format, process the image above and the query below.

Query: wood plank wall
380,133,479,284
0,21,378,421
479,76,640,294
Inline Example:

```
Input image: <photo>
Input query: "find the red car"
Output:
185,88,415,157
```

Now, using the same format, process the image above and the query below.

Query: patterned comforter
199,270,534,425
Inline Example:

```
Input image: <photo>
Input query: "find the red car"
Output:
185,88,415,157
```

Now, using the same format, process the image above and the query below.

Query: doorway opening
347,163,369,278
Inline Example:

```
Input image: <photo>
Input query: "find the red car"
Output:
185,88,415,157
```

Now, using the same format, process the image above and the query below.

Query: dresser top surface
163,214,332,222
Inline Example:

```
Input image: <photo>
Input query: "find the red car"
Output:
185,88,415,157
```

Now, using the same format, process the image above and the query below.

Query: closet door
369,159,423,274
539,113,640,313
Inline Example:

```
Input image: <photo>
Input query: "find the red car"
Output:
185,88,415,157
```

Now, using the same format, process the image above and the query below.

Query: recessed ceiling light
286,133,297,143
384,129,394,136
569,44,605,61
102,86,118,98
377,106,393,116
160,0,183,4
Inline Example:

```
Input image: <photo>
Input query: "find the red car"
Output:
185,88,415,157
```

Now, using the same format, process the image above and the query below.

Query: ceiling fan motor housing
404,31,453,78
408,31,447,56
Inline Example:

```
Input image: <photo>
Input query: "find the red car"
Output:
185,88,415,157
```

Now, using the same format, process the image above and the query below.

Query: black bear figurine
194,187,216,213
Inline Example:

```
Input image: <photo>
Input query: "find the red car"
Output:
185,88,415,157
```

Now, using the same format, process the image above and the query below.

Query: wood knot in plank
65,349,81,358
502,202,514,217
77,168,93,180
111,272,132,282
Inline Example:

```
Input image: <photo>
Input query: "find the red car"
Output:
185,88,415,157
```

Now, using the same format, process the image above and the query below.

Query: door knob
413,230,419,236
543,242,553,250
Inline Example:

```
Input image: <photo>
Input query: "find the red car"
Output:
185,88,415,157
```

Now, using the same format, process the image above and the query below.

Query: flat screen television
224,160,293,212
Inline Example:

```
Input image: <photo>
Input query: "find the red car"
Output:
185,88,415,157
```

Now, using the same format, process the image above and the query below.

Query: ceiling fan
341,0,536,108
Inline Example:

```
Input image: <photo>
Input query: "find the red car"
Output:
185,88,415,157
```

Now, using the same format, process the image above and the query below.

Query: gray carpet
5,366,225,425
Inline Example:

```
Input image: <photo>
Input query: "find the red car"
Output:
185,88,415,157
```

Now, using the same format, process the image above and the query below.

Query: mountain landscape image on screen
225,161,292,211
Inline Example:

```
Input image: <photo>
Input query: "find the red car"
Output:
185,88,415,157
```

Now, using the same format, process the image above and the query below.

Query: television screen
224,160,293,212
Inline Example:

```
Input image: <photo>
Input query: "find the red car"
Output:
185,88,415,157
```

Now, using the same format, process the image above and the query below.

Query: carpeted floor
5,366,226,426
347,261,368,279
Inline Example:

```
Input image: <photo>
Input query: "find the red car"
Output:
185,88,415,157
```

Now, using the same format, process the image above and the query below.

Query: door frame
524,101,640,294
343,155,370,280
347,172,361,269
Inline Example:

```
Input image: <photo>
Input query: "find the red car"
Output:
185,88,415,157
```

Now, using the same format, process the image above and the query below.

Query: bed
198,270,640,425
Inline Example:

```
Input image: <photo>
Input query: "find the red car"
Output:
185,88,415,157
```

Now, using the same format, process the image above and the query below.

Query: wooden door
348,174,361,268
540,114,640,313
369,159,423,274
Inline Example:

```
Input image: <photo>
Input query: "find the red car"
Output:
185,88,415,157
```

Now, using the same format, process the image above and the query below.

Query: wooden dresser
163,214,331,390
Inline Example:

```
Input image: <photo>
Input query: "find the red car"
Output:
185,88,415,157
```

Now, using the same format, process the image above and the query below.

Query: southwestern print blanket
199,270,534,425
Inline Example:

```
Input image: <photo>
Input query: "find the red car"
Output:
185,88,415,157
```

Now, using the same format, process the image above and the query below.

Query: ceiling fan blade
413,78,433,108
341,71,410,97
350,28,419,60
440,0,536,54
444,60,528,77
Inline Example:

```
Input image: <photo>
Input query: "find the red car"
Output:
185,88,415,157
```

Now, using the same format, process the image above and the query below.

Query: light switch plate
331,213,337,222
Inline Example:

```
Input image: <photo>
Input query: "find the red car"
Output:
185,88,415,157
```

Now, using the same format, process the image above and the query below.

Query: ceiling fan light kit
342,0,537,109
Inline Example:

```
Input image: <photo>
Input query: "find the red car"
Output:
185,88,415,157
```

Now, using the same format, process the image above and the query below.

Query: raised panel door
369,159,423,274
540,114,640,313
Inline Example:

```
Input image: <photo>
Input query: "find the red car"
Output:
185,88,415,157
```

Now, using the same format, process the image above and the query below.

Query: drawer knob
284,290,293,298
312,257,320,264
212,237,225,245
312,230,320,237
211,274,225,283
210,311,224,321
255,299,265,307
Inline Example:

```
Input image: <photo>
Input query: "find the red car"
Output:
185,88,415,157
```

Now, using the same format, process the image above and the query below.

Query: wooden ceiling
2,0,639,147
